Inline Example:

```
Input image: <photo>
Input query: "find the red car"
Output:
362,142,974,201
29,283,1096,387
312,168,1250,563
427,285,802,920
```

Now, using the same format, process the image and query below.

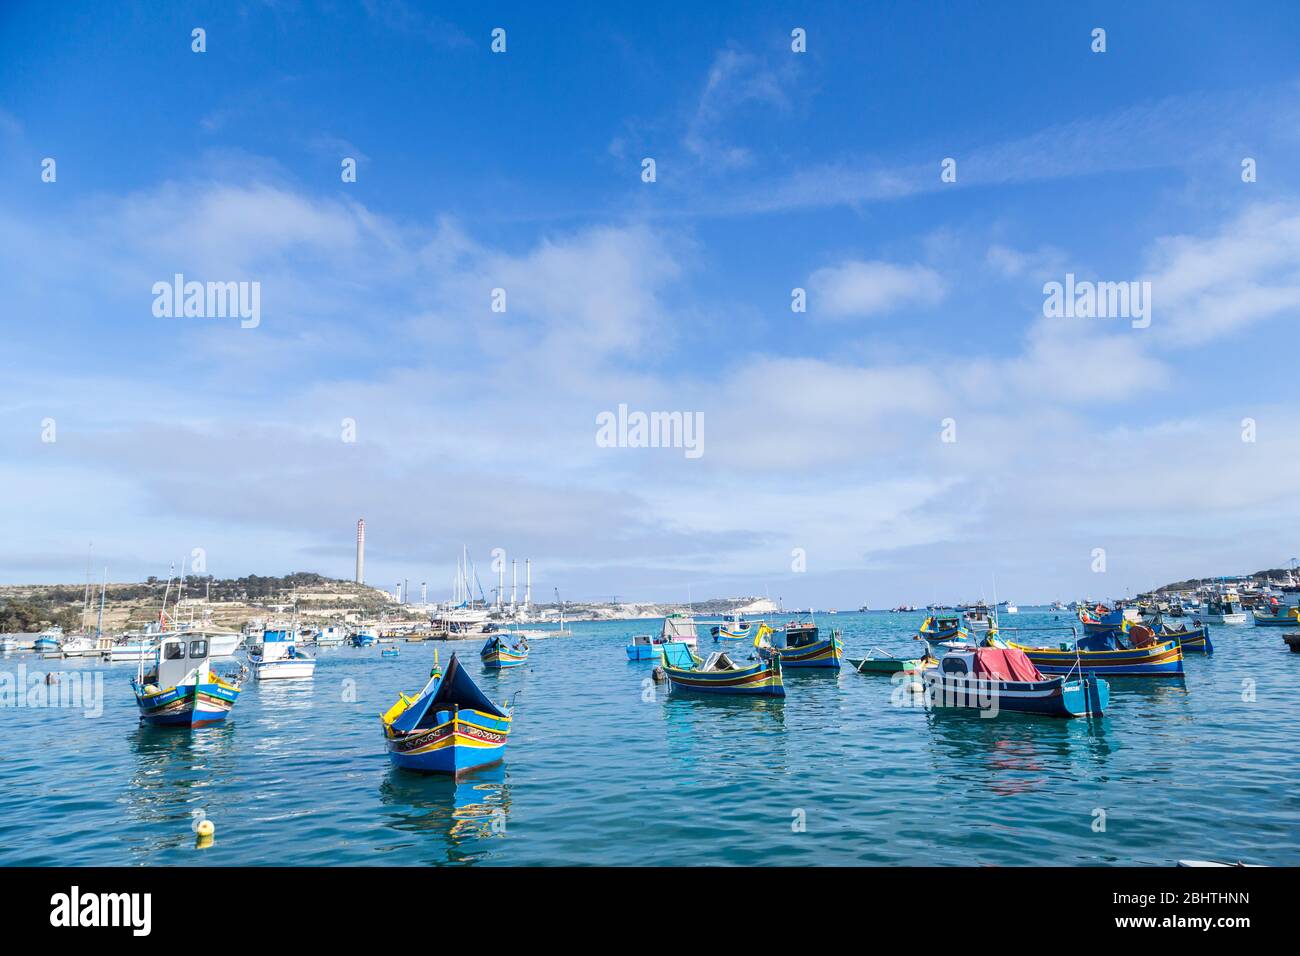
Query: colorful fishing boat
919,615,968,643
659,641,784,697
626,633,668,661
847,647,938,673
1149,620,1213,654
710,611,752,640
32,628,63,654
381,652,512,775
1252,600,1299,627
754,622,842,669
962,603,993,632
1009,630,1184,676
131,633,242,728
923,646,1109,718
480,634,529,669
1077,605,1128,636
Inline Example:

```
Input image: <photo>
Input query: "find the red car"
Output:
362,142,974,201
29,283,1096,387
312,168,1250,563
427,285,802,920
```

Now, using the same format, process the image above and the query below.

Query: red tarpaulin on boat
972,648,1043,682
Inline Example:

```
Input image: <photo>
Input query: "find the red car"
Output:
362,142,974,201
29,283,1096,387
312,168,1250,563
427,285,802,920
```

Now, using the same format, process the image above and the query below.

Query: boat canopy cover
389,654,504,732
701,652,738,672
660,641,697,669
1077,631,1125,652
661,616,697,640
972,648,1043,682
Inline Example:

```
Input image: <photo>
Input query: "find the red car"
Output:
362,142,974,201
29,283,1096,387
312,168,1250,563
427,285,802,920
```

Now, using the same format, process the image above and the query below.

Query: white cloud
807,260,946,319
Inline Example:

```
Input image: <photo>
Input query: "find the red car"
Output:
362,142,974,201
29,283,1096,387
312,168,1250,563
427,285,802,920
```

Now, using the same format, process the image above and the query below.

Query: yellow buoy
195,819,215,848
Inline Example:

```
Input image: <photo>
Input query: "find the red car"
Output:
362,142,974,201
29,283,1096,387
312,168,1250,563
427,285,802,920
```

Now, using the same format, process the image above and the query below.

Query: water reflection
378,765,511,865
923,708,1112,796
661,691,788,777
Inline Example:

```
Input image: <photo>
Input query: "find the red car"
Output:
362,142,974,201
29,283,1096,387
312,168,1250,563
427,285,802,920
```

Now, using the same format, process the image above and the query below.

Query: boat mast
96,567,107,638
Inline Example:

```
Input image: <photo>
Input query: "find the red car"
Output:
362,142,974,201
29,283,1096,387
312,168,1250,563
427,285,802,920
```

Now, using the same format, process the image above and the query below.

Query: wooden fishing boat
1077,605,1127,636
710,611,752,640
131,633,242,728
847,647,938,673
1251,600,1299,627
1150,621,1213,654
247,627,317,680
480,635,528,669
754,622,842,669
923,646,1109,718
659,641,784,697
350,627,378,647
1009,629,1184,676
659,613,698,648
918,615,968,643
381,652,512,775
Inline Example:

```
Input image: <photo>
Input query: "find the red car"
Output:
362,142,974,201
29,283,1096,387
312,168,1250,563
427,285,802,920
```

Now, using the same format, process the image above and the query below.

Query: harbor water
1,610,1295,866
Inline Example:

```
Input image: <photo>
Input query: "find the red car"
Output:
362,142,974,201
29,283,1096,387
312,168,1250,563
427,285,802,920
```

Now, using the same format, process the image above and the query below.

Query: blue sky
3,1,1300,606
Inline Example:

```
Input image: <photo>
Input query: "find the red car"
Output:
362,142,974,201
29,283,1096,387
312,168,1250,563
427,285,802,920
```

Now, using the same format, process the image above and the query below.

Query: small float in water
381,652,512,775
131,633,242,728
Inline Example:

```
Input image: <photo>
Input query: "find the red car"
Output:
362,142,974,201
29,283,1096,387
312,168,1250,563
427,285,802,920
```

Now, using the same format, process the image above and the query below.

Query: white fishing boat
1004,604,1019,614
247,627,316,680
0,636,18,654
1205,590,1247,624
110,640,157,662
316,624,348,647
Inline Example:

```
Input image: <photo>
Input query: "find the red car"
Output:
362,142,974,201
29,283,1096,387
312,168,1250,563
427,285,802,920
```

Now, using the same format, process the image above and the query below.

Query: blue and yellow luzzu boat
919,615,968,643
480,635,528,669
754,622,842,669
1251,602,1299,627
1151,621,1213,654
1010,631,1184,676
131,634,242,728
1077,605,1128,636
382,653,512,775
660,641,784,697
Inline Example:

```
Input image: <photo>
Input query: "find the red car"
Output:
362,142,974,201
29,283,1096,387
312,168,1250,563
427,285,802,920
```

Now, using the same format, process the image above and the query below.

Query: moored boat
923,646,1109,718
350,627,378,648
0,636,18,654
480,634,529,669
131,633,242,728
754,622,842,669
247,627,317,680
1010,630,1184,676
919,615,968,643
626,633,667,661
381,652,512,775
1149,620,1213,654
1078,605,1127,636
710,611,752,640
1205,591,1247,624
847,647,938,673
32,628,63,654
659,613,698,648
659,641,784,697
1251,599,1299,627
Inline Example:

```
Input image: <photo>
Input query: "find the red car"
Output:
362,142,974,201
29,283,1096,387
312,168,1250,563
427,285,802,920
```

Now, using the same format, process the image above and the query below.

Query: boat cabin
779,622,819,647
148,634,214,689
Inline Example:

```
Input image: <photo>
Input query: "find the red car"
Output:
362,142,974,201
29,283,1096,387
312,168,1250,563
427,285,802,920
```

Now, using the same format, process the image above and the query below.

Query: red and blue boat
480,635,529,669
382,652,513,775
131,633,242,728
923,646,1109,718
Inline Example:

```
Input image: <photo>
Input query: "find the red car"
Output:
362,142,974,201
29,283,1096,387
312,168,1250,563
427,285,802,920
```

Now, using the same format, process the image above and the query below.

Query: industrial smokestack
356,519,366,584
525,558,531,610
511,559,517,608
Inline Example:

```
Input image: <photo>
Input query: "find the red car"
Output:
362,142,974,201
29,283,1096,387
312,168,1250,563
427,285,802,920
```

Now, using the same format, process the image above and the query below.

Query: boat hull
923,672,1108,718
847,656,930,673
132,680,240,728
251,658,317,680
1252,611,1298,627
758,634,843,669
1012,640,1184,676
664,660,785,697
626,643,662,661
386,710,510,775
1157,625,1213,654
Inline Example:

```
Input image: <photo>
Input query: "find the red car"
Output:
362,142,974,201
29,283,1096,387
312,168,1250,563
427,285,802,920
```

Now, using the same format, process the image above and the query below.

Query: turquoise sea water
1,610,1296,866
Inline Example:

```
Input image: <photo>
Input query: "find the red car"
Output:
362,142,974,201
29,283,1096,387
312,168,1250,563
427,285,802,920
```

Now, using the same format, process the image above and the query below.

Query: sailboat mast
96,568,107,638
